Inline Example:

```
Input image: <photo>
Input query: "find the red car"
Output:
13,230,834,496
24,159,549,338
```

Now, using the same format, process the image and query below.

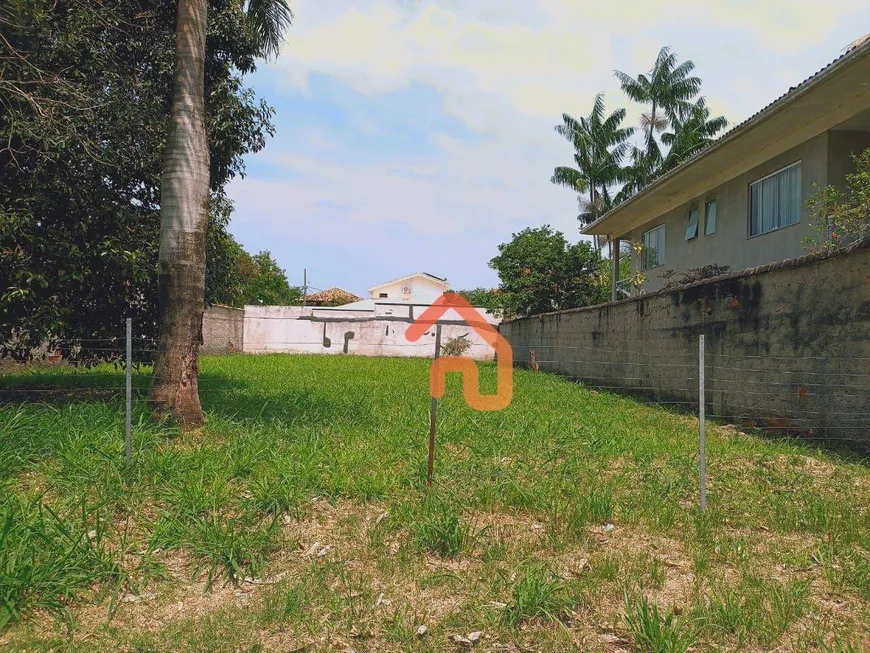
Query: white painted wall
368,275,448,303
243,302,499,360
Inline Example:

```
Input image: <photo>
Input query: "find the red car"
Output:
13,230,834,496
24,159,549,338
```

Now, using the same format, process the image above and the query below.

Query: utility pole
302,268,307,307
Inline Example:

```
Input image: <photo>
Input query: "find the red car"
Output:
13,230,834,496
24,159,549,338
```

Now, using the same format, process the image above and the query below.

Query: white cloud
230,0,870,287
277,0,869,129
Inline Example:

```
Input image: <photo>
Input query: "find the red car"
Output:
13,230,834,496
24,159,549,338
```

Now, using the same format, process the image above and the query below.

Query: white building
366,272,449,304
236,272,499,359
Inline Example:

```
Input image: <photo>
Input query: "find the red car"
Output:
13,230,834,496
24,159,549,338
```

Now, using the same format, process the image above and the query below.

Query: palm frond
555,113,584,144
671,59,697,80
551,166,588,193
246,0,293,60
589,94,605,124
614,70,648,103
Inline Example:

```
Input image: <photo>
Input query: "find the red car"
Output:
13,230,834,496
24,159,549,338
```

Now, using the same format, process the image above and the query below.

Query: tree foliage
614,47,726,202
448,288,502,313
488,226,609,317
804,148,870,252
551,46,728,238
0,0,275,361
236,251,302,306
551,94,634,232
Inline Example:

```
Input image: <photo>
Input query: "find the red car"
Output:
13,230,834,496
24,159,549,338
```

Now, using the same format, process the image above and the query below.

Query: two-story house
585,35,870,297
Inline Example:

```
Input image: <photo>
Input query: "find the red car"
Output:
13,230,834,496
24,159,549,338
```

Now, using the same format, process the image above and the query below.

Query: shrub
440,334,472,357
805,148,870,252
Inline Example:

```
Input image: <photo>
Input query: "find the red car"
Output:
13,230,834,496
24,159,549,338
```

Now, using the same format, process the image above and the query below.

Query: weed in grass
247,473,306,516
261,575,318,629
413,503,477,559
502,563,572,626
184,512,280,588
546,500,590,549
758,578,811,645
546,486,613,549
0,498,125,629
818,639,863,653
698,576,812,648
830,548,870,600
623,593,695,653
585,485,614,524
160,471,233,518
697,587,759,646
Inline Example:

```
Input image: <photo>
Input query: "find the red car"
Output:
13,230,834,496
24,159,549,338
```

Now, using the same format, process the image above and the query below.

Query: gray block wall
202,305,244,354
501,242,870,446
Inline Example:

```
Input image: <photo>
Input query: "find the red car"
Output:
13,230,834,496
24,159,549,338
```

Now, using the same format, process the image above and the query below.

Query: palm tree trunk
590,186,599,250
151,0,209,428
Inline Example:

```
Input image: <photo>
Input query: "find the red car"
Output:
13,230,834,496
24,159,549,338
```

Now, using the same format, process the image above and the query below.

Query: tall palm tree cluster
552,47,728,243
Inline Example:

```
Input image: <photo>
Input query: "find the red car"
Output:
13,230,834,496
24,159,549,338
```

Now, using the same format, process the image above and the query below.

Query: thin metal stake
427,323,442,487
699,334,706,511
125,318,132,465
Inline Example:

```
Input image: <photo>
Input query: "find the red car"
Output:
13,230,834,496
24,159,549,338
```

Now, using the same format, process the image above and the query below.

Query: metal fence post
698,334,706,511
428,323,442,487
126,318,132,465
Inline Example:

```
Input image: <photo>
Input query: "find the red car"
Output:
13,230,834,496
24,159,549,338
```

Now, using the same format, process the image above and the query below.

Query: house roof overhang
583,39,870,237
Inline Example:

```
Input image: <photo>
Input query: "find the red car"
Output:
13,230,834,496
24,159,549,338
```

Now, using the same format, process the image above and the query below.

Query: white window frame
641,225,665,270
749,161,802,237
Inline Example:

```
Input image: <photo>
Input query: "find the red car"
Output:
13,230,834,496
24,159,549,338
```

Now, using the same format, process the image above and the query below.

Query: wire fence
2,321,869,506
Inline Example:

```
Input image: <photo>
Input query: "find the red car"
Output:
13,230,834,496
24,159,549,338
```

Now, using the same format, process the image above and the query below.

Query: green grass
624,593,695,653
0,354,869,651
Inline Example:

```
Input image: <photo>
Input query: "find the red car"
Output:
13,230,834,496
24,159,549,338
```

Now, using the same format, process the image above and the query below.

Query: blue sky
226,0,870,296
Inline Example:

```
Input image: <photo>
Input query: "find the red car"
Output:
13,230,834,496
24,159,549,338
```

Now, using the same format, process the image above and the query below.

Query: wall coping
206,304,245,313
503,238,870,325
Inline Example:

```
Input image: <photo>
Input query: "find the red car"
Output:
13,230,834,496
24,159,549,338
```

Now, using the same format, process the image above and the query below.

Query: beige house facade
585,36,870,295
366,272,449,303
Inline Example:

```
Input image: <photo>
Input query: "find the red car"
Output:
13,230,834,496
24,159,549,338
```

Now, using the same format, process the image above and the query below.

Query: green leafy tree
0,1,274,364
489,226,609,317
448,288,502,314
238,252,302,306
551,94,634,248
804,148,870,252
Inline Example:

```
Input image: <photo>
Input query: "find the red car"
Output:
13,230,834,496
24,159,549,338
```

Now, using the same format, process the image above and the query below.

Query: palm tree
660,98,728,173
551,94,633,249
152,0,292,427
614,47,701,188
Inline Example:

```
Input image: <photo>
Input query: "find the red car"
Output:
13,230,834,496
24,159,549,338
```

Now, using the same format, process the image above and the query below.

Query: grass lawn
0,354,868,652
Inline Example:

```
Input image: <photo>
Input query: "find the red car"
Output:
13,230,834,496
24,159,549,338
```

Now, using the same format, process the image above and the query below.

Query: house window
704,200,717,235
642,225,665,270
749,162,801,236
685,207,699,240
378,293,388,298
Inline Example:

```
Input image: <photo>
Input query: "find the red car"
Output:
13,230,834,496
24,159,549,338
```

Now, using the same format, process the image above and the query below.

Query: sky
226,0,870,296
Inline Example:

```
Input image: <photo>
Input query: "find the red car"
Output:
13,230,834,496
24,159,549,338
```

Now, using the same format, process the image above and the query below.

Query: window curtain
750,164,801,235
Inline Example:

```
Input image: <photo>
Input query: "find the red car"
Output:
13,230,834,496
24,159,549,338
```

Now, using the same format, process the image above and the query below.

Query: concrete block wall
201,305,244,354
501,242,870,445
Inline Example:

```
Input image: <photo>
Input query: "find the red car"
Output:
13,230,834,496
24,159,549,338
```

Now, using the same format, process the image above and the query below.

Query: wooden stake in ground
428,323,442,486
